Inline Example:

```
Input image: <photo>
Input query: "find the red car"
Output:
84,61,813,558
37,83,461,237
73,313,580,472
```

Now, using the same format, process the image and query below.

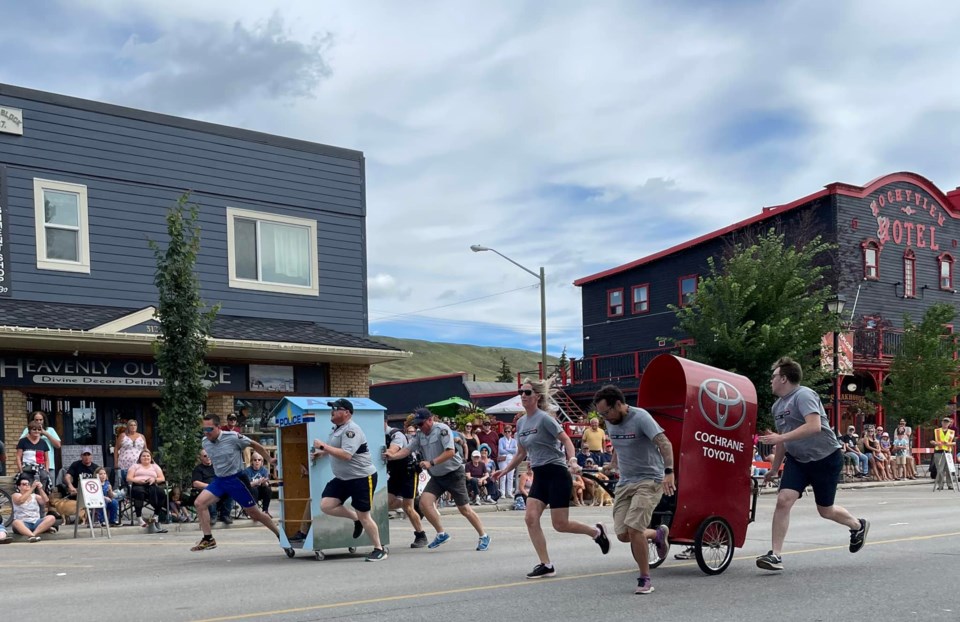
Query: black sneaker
756,550,783,571
849,518,869,553
526,563,556,579
353,520,364,539
365,548,388,562
674,546,695,560
594,523,610,555
411,532,428,548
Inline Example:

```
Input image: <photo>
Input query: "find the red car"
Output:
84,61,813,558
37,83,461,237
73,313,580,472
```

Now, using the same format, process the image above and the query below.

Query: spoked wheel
694,516,734,575
648,539,666,568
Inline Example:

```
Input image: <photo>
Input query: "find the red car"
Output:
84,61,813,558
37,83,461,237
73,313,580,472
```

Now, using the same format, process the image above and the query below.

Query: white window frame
33,178,91,273
226,207,319,296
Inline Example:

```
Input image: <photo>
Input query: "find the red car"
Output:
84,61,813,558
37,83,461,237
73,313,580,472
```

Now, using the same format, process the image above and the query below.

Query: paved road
4,483,957,621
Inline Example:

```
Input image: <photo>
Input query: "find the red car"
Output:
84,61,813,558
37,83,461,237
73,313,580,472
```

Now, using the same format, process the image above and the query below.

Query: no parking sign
81,477,105,508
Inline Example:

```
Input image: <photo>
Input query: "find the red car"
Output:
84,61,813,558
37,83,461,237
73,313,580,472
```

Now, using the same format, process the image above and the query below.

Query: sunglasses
518,389,534,396
202,426,215,433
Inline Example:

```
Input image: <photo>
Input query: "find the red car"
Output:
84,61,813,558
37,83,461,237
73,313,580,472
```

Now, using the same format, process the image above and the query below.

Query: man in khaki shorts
593,385,676,594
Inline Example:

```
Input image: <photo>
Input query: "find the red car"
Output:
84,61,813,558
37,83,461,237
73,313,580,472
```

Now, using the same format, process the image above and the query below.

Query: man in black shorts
757,356,869,571
384,420,427,548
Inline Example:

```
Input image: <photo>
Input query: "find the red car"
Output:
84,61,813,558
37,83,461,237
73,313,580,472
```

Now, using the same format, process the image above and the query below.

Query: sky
5,0,960,359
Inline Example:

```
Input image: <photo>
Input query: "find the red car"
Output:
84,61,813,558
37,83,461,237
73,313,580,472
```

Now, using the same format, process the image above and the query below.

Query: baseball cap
412,408,432,426
471,450,481,458
327,398,354,413
227,413,238,421
585,457,595,464
81,447,93,455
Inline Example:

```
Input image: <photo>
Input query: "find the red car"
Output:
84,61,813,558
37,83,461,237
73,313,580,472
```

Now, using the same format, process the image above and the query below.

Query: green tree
495,355,513,383
556,346,569,380
873,303,958,430
665,229,837,430
149,194,219,487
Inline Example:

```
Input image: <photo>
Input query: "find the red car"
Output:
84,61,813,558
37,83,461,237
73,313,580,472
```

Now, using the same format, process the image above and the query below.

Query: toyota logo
698,378,747,431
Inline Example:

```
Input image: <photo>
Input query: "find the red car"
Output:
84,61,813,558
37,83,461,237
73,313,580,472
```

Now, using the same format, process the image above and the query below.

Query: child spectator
168,485,191,523
94,467,120,526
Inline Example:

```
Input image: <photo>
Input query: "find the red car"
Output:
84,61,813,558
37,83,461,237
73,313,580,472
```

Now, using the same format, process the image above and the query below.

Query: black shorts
780,450,842,507
387,464,419,499
321,473,378,513
423,468,471,507
530,463,572,509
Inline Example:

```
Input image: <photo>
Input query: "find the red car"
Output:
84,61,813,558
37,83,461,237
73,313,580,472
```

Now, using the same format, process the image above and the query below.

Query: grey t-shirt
202,430,251,477
517,409,566,468
606,406,666,485
408,422,463,476
327,419,376,480
772,386,841,462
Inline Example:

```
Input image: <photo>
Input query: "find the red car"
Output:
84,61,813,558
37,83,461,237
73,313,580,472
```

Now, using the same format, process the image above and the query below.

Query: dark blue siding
0,85,369,336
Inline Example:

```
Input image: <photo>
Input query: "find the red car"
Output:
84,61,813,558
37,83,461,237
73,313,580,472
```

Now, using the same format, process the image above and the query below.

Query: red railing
570,346,676,385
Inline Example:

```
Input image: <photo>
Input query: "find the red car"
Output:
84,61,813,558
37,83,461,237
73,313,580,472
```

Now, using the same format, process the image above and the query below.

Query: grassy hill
369,336,559,384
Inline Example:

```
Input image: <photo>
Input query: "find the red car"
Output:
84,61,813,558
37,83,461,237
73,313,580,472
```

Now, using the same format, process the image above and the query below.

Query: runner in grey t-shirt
516,409,567,468
756,356,868,573
325,419,376,480
605,406,666,485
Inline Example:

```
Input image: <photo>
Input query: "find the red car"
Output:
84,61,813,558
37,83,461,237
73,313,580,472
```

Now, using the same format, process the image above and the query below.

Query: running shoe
289,531,307,543
411,532,429,548
352,520,363,539
674,546,695,560
635,576,654,594
365,548,388,562
28,536,41,543
427,532,450,549
191,537,217,552
755,550,783,571
654,525,670,560
526,563,556,579
476,534,491,551
0,535,12,544
594,523,610,554
849,518,870,553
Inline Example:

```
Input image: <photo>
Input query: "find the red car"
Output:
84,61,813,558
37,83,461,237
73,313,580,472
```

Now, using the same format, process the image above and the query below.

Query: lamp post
470,244,548,378
826,294,847,430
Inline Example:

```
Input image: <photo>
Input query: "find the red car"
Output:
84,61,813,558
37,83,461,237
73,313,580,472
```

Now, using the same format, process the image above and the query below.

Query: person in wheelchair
16,423,53,495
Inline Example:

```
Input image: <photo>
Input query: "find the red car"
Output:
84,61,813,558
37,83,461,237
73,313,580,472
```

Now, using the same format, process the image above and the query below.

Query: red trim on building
678,274,698,307
938,252,955,290
861,239,880,280
607,287,624,317
631,283,650,314
574,172,960,286
903,249,916,298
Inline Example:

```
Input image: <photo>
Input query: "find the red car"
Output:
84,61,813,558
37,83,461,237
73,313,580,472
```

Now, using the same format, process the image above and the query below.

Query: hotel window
607,288,624,317
679,275,698,307
33,178,91,273
227,207,319,296
862,240,880,280
631,284,649,314
903,250,916,298
939,253,954,290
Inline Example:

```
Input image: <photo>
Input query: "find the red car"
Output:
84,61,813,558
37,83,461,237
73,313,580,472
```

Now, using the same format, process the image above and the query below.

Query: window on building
227,207,319,296
903,250,916,298
607,288,624,317
862,240,880,280
939,253,954,290
33,178,90,273
679,275,698,307
631,284,649,314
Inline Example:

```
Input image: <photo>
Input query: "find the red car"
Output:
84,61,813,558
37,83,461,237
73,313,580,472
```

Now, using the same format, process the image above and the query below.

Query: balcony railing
570,346,677,385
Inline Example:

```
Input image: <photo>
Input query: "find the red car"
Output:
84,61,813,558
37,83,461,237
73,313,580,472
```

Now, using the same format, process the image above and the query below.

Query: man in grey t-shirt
594,385,674,595
756,356,869,572
388,408,490,552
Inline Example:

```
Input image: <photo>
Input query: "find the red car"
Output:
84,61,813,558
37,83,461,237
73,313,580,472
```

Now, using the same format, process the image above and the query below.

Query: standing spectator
243,453,273,516
839,426,868,478
581,418,607,464
114,419,147,490
222,413,242,432
892,430,910,481
93,467,120,526
11,476,57,541
19,411,61,479
462,423,480,458
127,449,169,530
894,420,916,478
932,416,956,491
497,426,518,498
476,421,500,464
16,423,53,493
756,356,868,572
63,447,99,498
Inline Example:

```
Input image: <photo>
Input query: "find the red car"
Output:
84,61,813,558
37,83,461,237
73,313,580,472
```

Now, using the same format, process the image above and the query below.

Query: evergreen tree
666,229,837,430
873,303,957,430
557,346,569,380
149,194,219,487
496,355,513,382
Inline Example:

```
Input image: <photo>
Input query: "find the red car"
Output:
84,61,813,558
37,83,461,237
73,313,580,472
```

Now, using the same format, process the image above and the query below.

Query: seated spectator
570,465,586,506
583,457,600,473
12,475,57,541
63,447,100,499
168,485,192,523
478,446,500,501
93,466,120,527
465,450,494,504
840,426,868,477
243,452,273,516
127,449,169,530
191,449,234,524
0,520,10,544
601,440,613,466
514,462,533,509
576,443,593,468
862,427,890,481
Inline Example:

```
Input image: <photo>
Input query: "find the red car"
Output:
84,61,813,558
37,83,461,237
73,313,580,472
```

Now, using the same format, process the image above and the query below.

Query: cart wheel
348,546,357,554
314,551,325,561
694,516,734,575
284,547,295,558
648,539,666,569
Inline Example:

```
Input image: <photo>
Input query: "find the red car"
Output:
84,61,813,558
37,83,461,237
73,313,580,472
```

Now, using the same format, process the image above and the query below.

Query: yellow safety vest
934,427,955,451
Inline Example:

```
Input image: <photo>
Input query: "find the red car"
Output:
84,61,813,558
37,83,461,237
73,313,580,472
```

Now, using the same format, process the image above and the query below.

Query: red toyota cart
637,354,759,575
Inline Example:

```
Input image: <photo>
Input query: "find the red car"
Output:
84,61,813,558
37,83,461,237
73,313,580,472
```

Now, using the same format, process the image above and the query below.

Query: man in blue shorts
192,414,280,551
757,356,869,571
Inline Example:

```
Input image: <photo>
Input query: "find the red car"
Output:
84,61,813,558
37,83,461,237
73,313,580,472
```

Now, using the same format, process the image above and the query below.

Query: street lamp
826,294,847,430
470,244,548,378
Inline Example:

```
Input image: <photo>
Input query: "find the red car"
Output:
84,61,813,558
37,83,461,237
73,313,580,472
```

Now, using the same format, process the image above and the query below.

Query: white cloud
8,0,960,358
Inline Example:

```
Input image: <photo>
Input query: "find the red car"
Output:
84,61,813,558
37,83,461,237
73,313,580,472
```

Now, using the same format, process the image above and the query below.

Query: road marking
191,530,960,622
